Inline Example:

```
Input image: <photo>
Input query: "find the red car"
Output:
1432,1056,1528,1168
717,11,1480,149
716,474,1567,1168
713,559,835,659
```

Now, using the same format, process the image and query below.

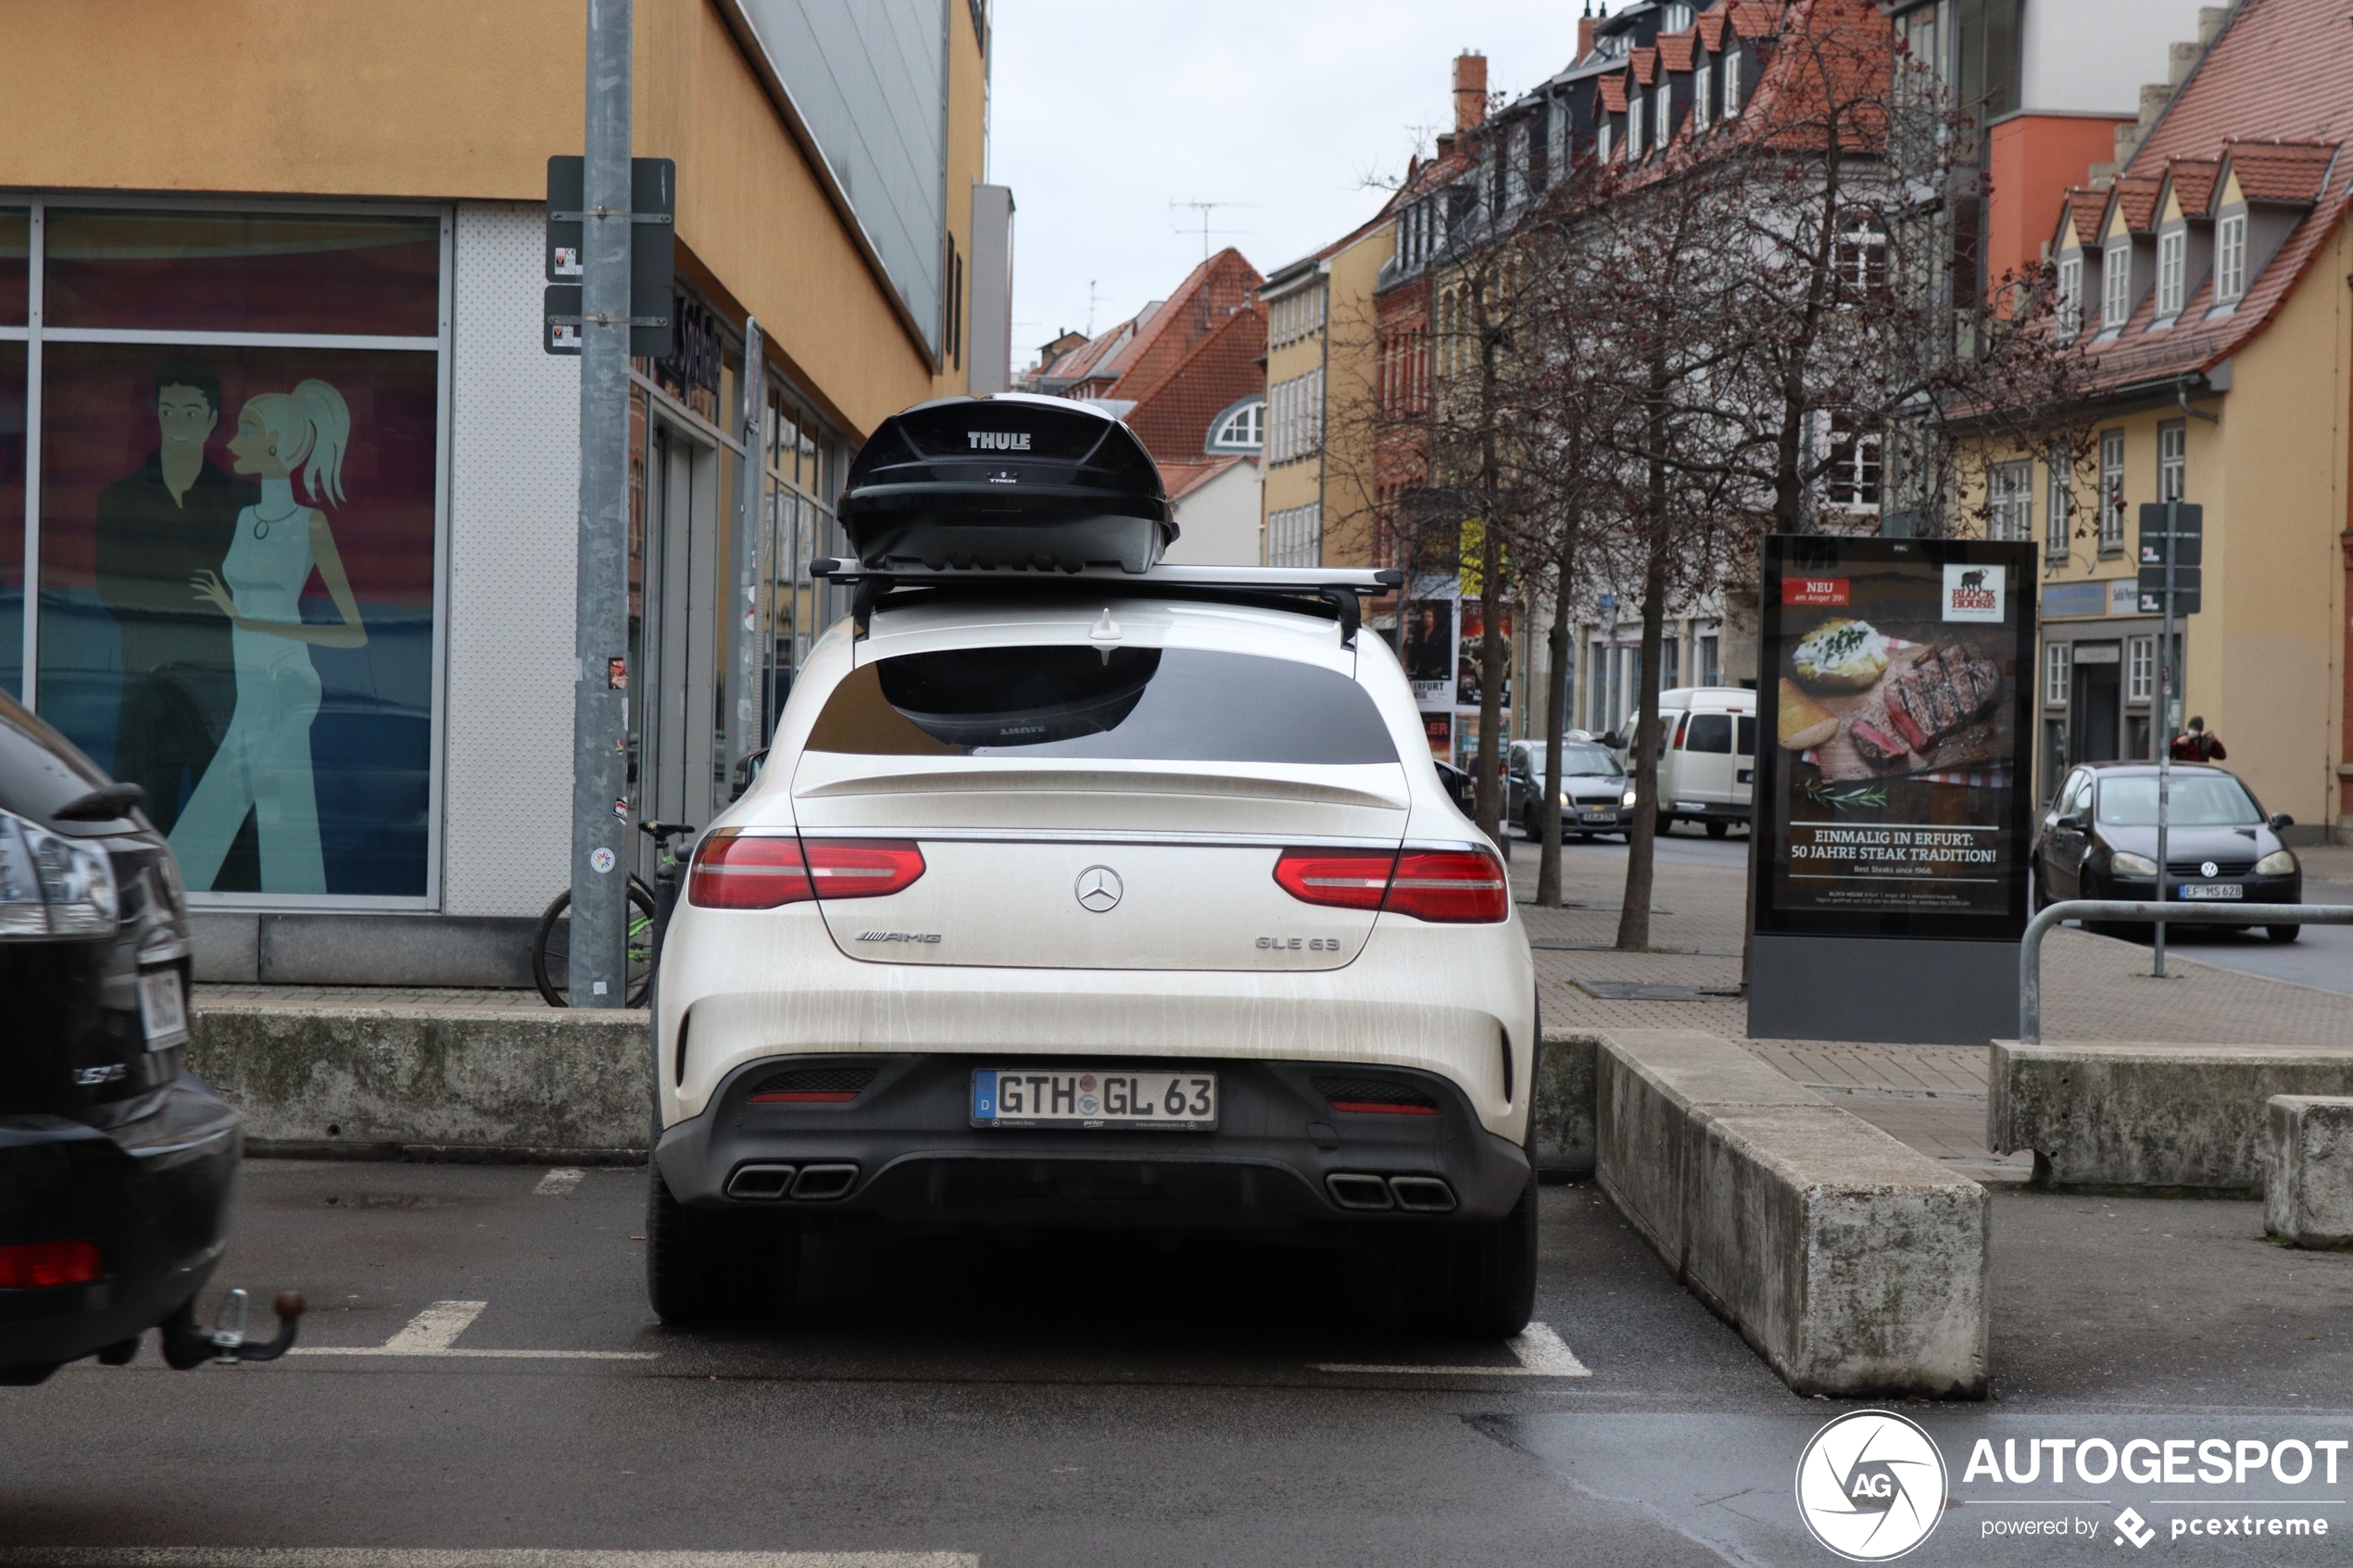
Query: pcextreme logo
1796,1410,1948,1562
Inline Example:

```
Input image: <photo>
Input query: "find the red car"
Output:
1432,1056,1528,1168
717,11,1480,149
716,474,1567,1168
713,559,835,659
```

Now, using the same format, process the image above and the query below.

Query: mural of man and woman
93,361,366,895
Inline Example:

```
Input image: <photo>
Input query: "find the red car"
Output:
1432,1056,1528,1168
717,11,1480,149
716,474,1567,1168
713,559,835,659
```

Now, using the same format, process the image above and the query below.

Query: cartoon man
93,360,256,834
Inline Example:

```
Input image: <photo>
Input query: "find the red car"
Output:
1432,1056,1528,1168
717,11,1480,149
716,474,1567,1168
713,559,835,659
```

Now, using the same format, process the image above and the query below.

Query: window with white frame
1723,43,1743,115
1825,414,1881,506
1656,82,1672,147
1267,502,1321,568
1661,2,1692,26
2158,420,2185,503
1267,370,1323,465
1628,92,1644,160
2045,642,2072,708
2156,228,2185,319
1506,124,1529,207
2214,211,2247,302
1597,118,1614,162
2127,634,2155,702
1207,397,1264,453
2101,238,2132,328
1693,58,1712,131
1988,460,2033,542
2045,452,2071,559
2098,429,2126,550
2055,253,2082,340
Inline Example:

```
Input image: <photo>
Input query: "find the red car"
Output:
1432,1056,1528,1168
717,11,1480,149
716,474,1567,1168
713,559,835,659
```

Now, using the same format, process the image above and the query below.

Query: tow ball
160,1288,306,1369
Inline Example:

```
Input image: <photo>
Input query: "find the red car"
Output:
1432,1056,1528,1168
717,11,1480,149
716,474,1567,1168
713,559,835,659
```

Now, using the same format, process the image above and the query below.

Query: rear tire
2268,925,2301,944
1376,1173,1539,1338
1705,820,1729,839
646,1163,801,1326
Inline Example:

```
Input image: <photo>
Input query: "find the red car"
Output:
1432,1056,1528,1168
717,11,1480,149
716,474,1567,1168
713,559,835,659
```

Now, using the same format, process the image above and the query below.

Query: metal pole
730,316,765,780
2154,501,2175,978
569,0,634,1007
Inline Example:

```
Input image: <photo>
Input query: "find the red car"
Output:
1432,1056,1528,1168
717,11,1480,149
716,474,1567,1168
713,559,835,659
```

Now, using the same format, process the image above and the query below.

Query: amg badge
856,931,941,944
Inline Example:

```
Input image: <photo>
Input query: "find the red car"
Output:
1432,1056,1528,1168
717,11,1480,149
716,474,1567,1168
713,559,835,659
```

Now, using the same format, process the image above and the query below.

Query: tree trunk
1536,524,1576,906
1617,383,1674,951
1471,293,1507,847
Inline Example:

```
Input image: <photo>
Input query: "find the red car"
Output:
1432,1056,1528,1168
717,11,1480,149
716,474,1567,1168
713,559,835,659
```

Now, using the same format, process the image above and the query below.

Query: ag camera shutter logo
1943,563,2005,622
1795,1410,1948,1561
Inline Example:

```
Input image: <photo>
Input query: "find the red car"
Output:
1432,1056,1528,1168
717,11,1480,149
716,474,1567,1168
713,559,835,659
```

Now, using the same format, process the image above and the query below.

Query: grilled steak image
1845,643,2001,768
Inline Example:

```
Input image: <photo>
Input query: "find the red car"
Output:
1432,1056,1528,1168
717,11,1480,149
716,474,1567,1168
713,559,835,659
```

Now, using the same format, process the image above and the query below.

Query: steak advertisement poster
1753,536,2037,940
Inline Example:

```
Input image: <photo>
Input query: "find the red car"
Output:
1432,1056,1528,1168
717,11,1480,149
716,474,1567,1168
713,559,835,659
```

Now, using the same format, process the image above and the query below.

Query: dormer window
1724,43,1743,116
2101,237,2132,329
1655,82,1671,148
2155,229,2185,320
1598,119,1614,162
1662,3,1693,27
1693,57,1711,132
1207,396,1265,454
2215,211,2247,302
2055,253,2082,342
1629,93,1644,161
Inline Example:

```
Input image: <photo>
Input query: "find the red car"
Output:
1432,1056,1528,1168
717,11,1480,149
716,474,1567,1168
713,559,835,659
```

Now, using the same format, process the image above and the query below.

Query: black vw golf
0,690,293,1384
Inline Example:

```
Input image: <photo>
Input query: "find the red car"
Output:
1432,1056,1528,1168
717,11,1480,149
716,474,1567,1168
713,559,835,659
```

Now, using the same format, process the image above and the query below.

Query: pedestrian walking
2169,716,2228,762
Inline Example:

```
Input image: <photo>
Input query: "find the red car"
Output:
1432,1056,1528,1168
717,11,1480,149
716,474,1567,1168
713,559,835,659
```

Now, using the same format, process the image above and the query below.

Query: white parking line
534,1167,587,1196
1312,1322,1592,1377
0,1554,975,1568
289,1300,660,1361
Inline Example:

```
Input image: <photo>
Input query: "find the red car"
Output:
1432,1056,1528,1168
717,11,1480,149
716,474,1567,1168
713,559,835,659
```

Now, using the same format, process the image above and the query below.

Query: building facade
0,0,1006,982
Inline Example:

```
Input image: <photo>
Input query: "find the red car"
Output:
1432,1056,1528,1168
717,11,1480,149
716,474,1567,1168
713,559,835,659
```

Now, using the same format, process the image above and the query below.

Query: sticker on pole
1794,1409,1947,1562
590,847,617,875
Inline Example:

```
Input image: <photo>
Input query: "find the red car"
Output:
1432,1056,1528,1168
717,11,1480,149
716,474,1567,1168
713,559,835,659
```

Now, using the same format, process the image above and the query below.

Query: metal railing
2020,900,2353,1045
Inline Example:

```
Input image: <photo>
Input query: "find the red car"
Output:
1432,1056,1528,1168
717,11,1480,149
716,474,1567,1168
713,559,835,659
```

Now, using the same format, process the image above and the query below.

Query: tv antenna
1086,279,1106,336
1169,199,1254,259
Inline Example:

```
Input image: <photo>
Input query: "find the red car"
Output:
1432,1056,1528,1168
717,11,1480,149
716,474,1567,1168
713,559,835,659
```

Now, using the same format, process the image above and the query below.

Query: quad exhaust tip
1326,1173,1457,1212
1388,1175,1457,1212
1326,1173,1394,1210
724,1162,861,1201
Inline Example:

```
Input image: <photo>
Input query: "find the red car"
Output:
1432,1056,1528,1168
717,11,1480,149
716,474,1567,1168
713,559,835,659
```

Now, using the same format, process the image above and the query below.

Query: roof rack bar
811,558,1402,593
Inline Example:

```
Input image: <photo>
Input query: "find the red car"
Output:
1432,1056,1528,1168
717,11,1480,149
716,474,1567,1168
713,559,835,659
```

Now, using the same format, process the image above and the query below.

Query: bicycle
531,821,698,1008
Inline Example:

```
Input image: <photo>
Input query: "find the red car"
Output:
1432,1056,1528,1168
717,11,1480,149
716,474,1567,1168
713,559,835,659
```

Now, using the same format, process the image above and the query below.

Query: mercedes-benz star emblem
2200,860,2219,879
1075,865,1123,913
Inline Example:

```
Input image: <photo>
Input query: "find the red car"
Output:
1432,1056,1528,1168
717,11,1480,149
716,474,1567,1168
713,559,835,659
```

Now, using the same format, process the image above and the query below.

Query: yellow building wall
0,0,967,439
1320,222,1394,569
1264,281,1328,561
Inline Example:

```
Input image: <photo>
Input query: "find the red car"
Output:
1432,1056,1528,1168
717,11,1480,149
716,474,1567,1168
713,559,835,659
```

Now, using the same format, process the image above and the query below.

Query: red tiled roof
1124,301,1267,468
2054,187,2109,249
2108,174,2161,234
2220,137,2338,202
1159,454,1248,504
1726,0,1786,41
1739,0,1894,156
1630,47,1657,87
1597,73,1629,115
1658,32,1697,73
1696,11,1729,50
2159,157,2221,218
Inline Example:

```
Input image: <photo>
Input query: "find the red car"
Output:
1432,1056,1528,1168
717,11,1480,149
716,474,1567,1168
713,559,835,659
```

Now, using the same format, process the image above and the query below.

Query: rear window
1684,714,1732,754
806,646,1399,764
2096,774,2261,827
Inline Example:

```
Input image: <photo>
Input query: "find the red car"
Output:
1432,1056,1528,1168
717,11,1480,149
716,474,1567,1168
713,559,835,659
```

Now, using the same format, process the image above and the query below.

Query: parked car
1505,738,1634,840
0,692,296,1385
1626,686,1756,838
2033,761,2303,941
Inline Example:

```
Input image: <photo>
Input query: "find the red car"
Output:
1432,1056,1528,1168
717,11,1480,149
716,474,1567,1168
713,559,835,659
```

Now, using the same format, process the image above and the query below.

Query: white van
1622,686,1756,837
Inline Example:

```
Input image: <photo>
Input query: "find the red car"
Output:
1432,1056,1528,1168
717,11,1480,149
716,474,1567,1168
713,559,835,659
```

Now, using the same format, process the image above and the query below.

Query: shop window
0,208,25,326
44,209,439,338
16,202,446,902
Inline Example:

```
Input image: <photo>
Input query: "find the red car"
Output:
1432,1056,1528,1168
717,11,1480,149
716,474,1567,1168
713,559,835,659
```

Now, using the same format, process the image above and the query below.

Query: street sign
2137,501,2202,538
544,155,676,356
2137,583,2201,615
2137,534,2200,567
2133,502,2203,615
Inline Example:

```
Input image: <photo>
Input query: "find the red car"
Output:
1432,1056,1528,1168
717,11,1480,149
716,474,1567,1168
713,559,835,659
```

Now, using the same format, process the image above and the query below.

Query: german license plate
1579,809,1612,823
2177,884,2244,900
972,1068,1216,1130
138,969,188,1045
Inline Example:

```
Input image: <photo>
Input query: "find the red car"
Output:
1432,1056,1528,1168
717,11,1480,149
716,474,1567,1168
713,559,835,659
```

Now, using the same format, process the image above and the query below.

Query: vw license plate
2177,884,2244,900
138,969,188,1045
972,1068,1216,1130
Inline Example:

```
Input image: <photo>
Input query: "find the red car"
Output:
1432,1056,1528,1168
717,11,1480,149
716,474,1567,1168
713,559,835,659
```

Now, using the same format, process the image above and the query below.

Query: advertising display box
1747,536,2038,1045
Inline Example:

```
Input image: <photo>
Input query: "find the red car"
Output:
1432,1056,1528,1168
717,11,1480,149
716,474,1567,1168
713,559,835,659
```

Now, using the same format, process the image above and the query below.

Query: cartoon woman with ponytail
171,378,367,894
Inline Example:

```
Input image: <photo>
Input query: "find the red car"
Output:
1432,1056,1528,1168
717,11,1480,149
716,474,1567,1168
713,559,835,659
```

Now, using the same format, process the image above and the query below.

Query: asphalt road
7,1161,2352,1567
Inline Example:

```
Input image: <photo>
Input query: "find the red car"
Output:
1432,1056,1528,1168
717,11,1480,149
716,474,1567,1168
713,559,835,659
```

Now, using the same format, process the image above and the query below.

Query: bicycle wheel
533,879,659,1007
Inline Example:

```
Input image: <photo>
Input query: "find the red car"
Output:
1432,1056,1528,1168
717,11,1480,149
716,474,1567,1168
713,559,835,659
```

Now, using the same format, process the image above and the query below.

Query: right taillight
1272,849,1397,910
802,839,925,898
1383,849,1510,923
688,833,815,909
0,1239,103,1288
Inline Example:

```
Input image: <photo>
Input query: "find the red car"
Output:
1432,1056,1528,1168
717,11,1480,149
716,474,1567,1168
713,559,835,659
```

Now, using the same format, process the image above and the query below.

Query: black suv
0,691,257,1384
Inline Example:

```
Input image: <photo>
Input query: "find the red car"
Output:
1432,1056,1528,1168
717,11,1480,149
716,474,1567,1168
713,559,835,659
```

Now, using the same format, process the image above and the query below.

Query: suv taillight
1271,849,1395,910
1272,847,1508,923
689,835,926,909
0,1240,103,1287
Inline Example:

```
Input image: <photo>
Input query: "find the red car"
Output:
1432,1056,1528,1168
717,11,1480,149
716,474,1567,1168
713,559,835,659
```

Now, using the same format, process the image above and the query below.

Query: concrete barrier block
1533,1032,1597,1175
2265,1096,2353,1248
189,1002,650,1160
1597,1029,1987,1399
1991,1041,2353,1192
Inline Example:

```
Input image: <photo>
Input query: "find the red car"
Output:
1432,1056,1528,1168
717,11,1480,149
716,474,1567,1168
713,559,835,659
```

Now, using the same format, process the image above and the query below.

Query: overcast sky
988,1,1600,370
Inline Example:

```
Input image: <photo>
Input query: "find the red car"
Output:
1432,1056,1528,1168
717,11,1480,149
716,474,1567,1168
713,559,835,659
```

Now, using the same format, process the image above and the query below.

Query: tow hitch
161,1288,306,1369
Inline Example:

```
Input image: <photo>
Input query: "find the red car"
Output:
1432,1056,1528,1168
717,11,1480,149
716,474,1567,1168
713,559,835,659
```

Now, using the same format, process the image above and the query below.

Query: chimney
1437,132,1456,161
1578,11,1596,62
1453,52,1488,132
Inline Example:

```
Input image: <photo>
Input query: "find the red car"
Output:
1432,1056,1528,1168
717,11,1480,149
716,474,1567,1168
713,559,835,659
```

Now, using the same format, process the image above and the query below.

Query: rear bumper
0,1075,240,1375
655,1053,1531,1230
1662,799,1752,822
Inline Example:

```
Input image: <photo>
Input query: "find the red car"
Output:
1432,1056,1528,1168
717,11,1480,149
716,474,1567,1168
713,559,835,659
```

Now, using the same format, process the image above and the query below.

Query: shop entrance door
2069,643,2121,764
635,419,723,868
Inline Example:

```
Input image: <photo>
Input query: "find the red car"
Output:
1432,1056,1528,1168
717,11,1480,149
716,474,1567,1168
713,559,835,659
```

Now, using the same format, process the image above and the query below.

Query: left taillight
1382,849,1510,923
1272,848,1397,910
802,839,925,899
688,833,814,909
0,1240,103,1288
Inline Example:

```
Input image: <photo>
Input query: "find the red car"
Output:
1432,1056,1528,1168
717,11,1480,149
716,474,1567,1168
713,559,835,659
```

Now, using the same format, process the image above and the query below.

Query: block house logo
1943,562,2006,622
1795,1410,1947,1562
966,430,1031,450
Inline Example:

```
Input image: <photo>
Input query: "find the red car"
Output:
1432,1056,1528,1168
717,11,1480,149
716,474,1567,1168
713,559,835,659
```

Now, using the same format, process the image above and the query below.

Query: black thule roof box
838,393,1176,573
